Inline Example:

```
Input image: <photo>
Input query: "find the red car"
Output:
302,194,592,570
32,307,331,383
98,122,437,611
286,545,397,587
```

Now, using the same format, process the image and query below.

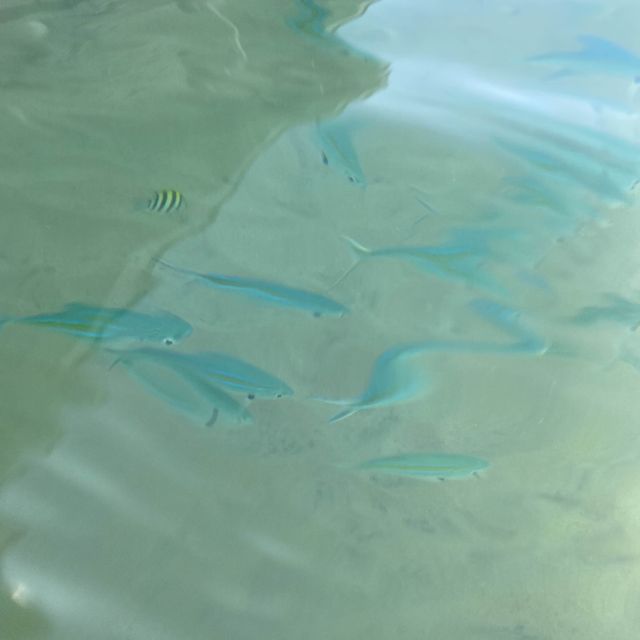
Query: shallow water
2,0,640,638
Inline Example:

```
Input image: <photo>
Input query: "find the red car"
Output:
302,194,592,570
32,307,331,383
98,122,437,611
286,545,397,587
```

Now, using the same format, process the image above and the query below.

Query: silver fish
315,301,546,423
334,236,504,295
110,347,293,398
359,452,489,480
156,259,348,317
0,303,191,345
314,120,366,186
316,343,430,423
573,294,640,330
113,352,253,426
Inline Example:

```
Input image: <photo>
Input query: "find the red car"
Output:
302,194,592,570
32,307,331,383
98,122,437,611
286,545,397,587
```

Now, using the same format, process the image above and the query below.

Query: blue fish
469,299,547,354
314,120,366,186
109,347,293,398
494,137,631,204
315,300,547,422
492,110,640,182
503,175,595,219
113,351,253,426
175,351,293,398
529,35,640,79
157,259,348,317
316,343,430,423
335,236,504,294
573,294,640,329
0,303,192,345
358,452,489,480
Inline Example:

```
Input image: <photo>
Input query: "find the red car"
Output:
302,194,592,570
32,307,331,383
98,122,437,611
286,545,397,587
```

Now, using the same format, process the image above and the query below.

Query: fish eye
247,393,255,400
164,338,174,346
276,393,283,399
313,311,322,318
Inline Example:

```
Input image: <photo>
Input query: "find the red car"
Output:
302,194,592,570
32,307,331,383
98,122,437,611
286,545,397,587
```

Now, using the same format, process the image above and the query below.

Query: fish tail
103,348,127,371
153,257,193,278
328,407,358,423
327,236,370,290
206,408,219,427
153,257,174,270
343,235,371,259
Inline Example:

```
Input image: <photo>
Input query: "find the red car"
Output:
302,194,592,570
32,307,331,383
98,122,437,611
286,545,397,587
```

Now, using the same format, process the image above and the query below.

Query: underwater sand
2,0,640,638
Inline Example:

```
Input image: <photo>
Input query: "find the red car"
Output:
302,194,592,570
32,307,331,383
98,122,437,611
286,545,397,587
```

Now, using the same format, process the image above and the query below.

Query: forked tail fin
327,236,372,290
328,406,359,423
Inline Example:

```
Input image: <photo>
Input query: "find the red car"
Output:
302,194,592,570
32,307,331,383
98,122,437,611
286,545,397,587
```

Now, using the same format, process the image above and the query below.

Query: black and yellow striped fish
146,190,184,213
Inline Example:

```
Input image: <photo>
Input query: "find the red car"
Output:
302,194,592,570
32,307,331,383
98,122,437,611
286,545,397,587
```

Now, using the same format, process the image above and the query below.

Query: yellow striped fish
145,189,184,213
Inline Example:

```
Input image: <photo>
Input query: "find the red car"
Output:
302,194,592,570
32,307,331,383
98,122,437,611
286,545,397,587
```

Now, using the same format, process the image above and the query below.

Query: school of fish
6,23,640,482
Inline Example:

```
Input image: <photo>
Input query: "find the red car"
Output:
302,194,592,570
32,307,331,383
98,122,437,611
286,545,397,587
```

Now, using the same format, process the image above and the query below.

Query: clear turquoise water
2,1,640,638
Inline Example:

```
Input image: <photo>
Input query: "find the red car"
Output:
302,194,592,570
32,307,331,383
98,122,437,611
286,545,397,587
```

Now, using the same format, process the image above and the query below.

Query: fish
113,351,253,426
314,301,546,423
494,137,631,204
314,120,366,186
156,259,348,317
529,35,640,79
469,299,547,354
108,347,293,398
573,294,640,329
334,236,503,294
144,190,184,213
0,303,192,345
174,351,293,398
490,109,640,183
358,452,489,480
315,343,430,423
502,175,597,220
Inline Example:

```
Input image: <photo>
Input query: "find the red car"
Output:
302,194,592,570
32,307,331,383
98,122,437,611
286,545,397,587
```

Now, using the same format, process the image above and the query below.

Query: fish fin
343,235,371,258
153,257,175,270
206,408,219,427
153,258,195,278
326,236,370,289
406,209,432,237
328,406,358,423
108,357,123,371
